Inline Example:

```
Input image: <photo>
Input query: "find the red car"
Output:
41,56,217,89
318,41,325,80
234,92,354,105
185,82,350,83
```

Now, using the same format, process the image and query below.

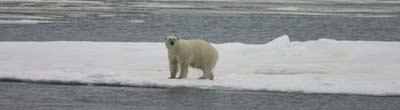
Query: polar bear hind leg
199,66,214,80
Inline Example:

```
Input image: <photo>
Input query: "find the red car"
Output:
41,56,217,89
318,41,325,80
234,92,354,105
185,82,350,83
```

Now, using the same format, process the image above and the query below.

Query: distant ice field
1,35,399,96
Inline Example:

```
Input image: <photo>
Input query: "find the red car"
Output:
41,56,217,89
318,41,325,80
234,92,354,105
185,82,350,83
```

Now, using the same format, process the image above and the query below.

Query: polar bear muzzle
165,36,179,46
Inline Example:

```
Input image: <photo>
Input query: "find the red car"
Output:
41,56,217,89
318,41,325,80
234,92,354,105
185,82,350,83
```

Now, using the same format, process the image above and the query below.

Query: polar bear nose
170,42,175,45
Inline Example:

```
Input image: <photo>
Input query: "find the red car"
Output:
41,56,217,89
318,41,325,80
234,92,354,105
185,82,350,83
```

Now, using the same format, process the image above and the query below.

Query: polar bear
165,36,218,80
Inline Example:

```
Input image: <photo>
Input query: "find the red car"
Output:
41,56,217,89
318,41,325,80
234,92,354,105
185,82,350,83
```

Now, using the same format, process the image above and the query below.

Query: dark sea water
1,82,399,110
0,0,399,43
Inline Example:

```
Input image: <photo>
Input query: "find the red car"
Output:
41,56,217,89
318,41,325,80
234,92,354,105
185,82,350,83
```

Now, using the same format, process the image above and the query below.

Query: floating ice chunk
269,7,300,11
129,20,145,23
130,2,195,8
0,35,400,95
0,19,53,24
0,14,54,20
0,0,104,4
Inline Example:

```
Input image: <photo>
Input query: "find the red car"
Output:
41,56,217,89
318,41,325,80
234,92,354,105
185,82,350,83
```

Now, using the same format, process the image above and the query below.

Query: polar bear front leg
178,63,189,79
169,57,179,79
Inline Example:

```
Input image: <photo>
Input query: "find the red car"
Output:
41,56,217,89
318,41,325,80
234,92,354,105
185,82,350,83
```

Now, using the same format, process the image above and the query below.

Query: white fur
165,36,219,80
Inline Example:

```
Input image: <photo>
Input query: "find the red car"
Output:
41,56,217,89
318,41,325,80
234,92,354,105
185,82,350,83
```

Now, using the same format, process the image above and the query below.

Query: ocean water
0,0,399,43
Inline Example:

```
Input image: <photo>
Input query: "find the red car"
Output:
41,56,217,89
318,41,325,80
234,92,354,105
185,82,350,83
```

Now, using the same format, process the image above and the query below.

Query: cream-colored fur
165,36,218,80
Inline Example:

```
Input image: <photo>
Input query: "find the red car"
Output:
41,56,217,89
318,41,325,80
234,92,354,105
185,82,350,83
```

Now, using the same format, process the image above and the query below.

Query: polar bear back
187,39,219,69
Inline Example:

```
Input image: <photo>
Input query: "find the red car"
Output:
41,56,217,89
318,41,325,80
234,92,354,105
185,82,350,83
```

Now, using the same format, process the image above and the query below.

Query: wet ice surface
0,35,399,96
0,0,399,43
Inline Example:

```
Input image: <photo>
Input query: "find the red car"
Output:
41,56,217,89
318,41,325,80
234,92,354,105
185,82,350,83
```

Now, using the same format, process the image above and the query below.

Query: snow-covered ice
0,35,399,96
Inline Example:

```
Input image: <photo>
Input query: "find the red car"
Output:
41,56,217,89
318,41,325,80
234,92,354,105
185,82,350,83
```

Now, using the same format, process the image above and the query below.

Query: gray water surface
1,82,399,110
0,1,399,43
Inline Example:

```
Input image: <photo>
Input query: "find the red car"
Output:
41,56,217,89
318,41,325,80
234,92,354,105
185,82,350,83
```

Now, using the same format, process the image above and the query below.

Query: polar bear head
165,36,180,47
